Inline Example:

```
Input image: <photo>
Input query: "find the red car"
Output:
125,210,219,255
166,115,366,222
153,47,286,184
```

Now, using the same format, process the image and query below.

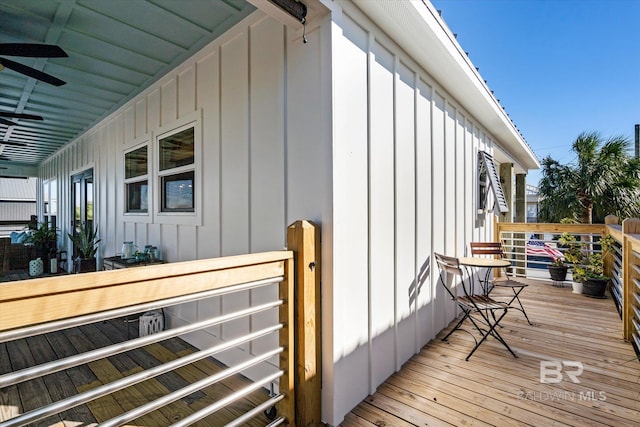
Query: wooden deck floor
342,279,640,427
0,316,271,426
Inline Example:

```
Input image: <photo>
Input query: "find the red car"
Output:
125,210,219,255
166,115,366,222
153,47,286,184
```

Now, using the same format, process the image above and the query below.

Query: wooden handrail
496,222,608,235
0,251,292,332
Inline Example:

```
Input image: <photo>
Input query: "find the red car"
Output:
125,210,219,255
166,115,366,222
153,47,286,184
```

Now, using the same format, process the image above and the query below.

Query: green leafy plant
550,257,567,267
25,222,58,250
538,132,640,223
558,231,584,265
572,234,615,283
68,223,101,259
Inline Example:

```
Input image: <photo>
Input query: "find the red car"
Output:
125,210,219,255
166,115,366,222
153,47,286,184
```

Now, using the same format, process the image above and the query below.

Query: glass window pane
127,181,148,213
161,171,194,212
50,179,57,215
125,146,148,179
74,182,81,222
159,127,194,171
86,179,93,221
44,181,50,214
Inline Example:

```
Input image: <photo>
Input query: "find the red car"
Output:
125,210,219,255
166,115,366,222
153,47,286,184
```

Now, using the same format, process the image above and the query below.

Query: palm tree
538,131,640,224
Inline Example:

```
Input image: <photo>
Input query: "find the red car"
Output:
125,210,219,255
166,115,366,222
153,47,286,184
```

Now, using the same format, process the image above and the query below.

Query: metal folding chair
470,242,532,325
435,253,517,360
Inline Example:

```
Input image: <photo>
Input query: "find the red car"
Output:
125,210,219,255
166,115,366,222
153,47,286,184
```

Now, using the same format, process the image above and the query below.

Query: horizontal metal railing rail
610,239,624,317
0,293,283,388
495,223,607,281
624,236,640,355
0,251,296,426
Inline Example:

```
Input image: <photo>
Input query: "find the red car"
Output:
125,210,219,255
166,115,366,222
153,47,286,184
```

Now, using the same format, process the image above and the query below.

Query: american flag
526,239,564,258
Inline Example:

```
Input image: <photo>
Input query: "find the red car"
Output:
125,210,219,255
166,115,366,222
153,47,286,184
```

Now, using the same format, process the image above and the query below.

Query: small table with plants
103,255,164,270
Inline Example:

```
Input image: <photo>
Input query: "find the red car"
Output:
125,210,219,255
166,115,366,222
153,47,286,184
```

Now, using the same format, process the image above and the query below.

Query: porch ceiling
0,0,255,174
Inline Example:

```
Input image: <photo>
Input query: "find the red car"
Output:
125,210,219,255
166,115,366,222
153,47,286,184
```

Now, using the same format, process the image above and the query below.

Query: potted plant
68,222,101,273
25,222,58,273
547,256,568,281
572,233,615,298
557,231,585,292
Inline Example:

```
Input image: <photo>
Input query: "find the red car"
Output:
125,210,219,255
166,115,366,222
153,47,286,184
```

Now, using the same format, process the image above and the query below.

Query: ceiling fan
0,43,68,86
0,112,43,127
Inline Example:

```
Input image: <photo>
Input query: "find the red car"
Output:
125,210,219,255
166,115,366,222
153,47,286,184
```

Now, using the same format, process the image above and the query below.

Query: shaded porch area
343,278,639,426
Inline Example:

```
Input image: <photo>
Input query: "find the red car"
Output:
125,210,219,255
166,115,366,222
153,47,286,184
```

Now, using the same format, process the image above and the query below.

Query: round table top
458,257,511,268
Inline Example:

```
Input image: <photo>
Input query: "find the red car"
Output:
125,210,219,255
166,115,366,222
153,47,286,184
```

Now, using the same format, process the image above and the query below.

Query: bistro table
459,256,511,294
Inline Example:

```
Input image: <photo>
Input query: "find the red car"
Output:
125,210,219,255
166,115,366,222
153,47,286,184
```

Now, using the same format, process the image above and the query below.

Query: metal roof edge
351,0,540,171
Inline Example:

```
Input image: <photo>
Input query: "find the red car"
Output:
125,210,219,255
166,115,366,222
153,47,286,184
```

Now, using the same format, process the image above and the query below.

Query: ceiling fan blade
0,140,27,147
0,112,44,120
0,58,66,86
0,43,68,58
0,117,17,126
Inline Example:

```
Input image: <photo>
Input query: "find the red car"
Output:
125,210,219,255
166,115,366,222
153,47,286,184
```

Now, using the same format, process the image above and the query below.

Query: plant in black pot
572,234,615,298
548,256,569,281
68,223,101,273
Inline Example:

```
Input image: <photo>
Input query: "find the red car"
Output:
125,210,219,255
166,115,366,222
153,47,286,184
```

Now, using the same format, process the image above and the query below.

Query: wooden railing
495,218,640,353
0,220,323,426
618,219,640,354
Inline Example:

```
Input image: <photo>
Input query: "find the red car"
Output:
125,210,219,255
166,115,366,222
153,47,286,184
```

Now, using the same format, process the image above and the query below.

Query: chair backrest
470,241,515,280
434,253,466,300
470,241,504,257
434,252,462,276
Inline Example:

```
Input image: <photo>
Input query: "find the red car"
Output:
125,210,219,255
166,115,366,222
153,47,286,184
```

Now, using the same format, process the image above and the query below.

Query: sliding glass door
71,168,94,257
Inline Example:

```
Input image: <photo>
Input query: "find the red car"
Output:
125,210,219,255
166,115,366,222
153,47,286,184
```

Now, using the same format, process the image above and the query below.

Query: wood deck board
5,338,63,427
28,334,98,426
0,342,21,422
341,278,640,427
1,318,277,426
144,340,269,426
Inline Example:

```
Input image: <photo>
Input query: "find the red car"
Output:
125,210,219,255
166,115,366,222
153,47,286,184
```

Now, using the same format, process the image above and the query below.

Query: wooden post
514,174,527,276
603,215,619,279
287,220,321,426
622,218,640,341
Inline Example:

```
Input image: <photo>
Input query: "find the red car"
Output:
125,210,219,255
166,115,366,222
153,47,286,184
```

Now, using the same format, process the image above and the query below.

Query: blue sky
431,0,640,185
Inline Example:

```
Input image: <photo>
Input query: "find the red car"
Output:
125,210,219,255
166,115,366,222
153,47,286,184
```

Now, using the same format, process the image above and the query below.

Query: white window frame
43,178,57,226
123,135,152,223
153,110,202,226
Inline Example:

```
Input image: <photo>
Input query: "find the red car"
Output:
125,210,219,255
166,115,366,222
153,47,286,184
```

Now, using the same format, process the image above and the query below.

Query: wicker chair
0,237,32,271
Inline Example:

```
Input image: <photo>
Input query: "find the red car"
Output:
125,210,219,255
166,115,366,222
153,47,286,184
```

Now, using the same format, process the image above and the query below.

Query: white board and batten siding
38,10,332,384
327,3,504,424
36,3,511,426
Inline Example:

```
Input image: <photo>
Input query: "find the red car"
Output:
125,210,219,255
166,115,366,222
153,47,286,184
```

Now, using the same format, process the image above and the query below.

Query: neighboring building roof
0,202,35,222
0,177,36,202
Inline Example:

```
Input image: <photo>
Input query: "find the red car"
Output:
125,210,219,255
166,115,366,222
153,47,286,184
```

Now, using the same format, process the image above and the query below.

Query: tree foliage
538,131,640,223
